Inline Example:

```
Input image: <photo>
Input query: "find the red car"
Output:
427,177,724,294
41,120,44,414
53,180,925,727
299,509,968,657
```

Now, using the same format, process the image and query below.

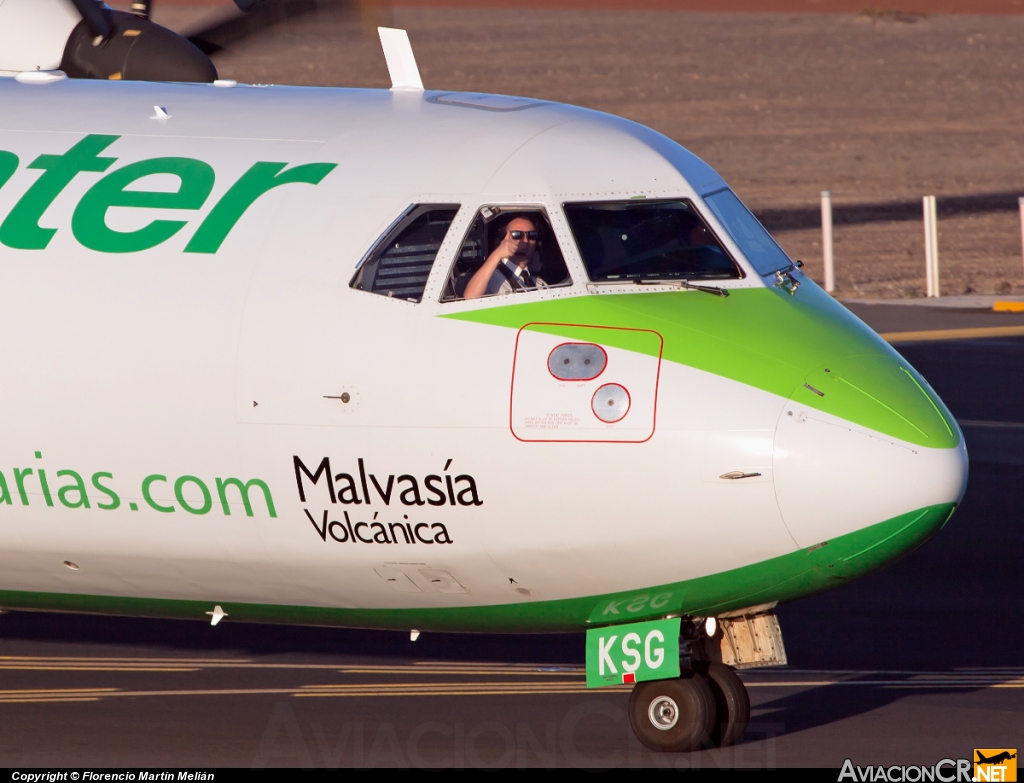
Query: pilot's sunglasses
509,230,539,240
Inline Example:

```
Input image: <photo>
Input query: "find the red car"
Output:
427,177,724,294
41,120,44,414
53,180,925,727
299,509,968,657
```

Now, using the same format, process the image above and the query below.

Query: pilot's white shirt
484,258,548,296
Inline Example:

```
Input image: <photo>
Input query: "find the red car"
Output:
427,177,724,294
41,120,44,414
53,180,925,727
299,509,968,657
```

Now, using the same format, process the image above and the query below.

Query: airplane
0,0,968,753
977,752,1017,765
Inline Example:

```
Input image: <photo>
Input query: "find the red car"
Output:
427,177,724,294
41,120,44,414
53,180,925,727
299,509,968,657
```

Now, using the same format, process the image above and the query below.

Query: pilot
463,214,547,299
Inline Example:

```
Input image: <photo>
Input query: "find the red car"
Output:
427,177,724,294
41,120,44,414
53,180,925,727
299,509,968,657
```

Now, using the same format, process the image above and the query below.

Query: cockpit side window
702,188,791,276
441,207,571,302
563,199,742,283
350,204,460,302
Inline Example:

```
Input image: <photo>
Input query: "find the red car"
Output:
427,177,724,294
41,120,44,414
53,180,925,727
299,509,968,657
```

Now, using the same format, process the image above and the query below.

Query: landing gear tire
694,661,750,748
628,673,716,752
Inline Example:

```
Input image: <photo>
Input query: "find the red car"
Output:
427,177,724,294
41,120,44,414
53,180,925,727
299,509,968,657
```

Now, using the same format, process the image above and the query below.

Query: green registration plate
585,617,681,688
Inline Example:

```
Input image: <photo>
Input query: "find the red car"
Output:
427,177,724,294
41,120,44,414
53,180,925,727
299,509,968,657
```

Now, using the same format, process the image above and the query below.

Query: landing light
705,617,717,637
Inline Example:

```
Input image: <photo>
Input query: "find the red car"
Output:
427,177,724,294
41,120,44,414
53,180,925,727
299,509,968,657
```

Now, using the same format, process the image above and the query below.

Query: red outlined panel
510,322,663,443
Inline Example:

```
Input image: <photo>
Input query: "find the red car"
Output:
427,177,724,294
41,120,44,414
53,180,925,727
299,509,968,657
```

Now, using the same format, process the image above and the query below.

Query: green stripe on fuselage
0,503,954,632
444,281,959,449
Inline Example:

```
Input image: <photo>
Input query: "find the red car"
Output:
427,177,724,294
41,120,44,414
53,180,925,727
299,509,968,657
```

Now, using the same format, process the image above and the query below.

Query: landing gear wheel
694,661,750,747
628,673,716,752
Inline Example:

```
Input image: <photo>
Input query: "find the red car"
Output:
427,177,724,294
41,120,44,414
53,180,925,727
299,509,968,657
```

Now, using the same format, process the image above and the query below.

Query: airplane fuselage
0,76,967,632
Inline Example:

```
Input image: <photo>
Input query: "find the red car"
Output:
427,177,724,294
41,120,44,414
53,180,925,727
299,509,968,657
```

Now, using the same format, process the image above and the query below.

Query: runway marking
0,683,610,702
0,688,118,695
0,657,584,676
5,658,1018,676
958,419,1024,430
0,657,1021,684
337,666,584,676
0,666,201,672
0,698,102,704
0,658,1020,707
296,682,620,697
742,680,1024,688
0,656,252,663
881,325,1024,343
0,674,1020,705
298,681,603,692
292,687,602,691
0,688,116,704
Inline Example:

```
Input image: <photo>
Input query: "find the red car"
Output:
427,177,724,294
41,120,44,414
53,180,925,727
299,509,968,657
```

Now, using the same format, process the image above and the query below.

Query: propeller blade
187,0,347,57
67,0,113,41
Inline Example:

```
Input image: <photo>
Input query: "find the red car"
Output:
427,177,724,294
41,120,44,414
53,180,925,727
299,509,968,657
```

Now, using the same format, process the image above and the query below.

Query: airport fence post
821,190,835,293
924,195,939,298
1019,196,1024,280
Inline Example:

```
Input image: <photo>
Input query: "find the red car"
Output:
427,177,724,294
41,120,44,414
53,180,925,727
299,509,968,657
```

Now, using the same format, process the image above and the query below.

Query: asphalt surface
0,302,1021,769
846,302,1024,334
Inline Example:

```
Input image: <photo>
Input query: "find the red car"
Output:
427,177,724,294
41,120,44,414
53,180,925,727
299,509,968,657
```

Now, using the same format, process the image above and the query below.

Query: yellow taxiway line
0,656,250,663
0,677,1021,704
0,657,583,675
337,666,582,676
0,666,202,672
882,325,1024,343
0,688,118,695
0,683,617,703
0,661,582,676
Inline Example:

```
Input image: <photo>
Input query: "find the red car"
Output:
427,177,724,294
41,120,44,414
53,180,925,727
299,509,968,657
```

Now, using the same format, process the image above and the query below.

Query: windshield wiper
636,279,730,298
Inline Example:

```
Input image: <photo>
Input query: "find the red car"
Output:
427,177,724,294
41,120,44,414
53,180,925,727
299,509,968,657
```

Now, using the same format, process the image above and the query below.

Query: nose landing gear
628,671,715,752
627,663,749,752
695,661,751,748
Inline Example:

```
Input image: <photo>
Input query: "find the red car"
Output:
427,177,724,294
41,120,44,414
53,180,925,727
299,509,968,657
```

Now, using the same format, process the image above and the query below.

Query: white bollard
1019,196,1024,280
821,190,835,293
924,195,939,298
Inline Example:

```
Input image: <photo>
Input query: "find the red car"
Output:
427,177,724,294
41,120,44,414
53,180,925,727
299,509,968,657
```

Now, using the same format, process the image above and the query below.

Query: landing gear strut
628,663,749,752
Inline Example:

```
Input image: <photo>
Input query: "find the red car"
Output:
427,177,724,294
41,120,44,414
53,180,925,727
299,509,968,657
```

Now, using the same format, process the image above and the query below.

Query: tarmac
846,298,1024,339
849,295,1024,309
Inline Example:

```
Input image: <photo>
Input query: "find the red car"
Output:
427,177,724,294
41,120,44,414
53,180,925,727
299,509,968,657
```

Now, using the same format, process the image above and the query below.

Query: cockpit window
350,204,459,302
441,207,571,301
562,200,741,283
702,188,791,276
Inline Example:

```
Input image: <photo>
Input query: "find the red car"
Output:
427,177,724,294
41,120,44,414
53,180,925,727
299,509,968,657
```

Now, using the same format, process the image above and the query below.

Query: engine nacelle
0,0,217,83
0,0,81,74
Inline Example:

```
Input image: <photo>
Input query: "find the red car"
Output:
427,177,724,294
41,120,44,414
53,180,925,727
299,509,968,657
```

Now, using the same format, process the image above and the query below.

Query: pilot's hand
498,236,521,258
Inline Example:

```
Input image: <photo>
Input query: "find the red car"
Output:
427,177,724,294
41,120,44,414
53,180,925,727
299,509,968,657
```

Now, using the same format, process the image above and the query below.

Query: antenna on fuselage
378,27,423,92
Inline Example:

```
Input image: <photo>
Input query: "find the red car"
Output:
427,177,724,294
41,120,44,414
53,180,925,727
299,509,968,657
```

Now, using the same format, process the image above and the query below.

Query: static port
548,343,607,381
592,383,630,423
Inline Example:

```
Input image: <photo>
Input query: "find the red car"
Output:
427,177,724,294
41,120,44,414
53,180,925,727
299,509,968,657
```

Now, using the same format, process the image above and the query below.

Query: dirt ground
135,4,1024,298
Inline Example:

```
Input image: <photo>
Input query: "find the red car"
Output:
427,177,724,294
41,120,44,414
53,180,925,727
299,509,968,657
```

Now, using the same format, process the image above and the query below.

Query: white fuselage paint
0,78,966,615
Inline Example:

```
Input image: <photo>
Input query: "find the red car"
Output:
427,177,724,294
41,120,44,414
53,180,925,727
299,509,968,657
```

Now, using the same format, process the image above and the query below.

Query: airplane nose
773,353,968,553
